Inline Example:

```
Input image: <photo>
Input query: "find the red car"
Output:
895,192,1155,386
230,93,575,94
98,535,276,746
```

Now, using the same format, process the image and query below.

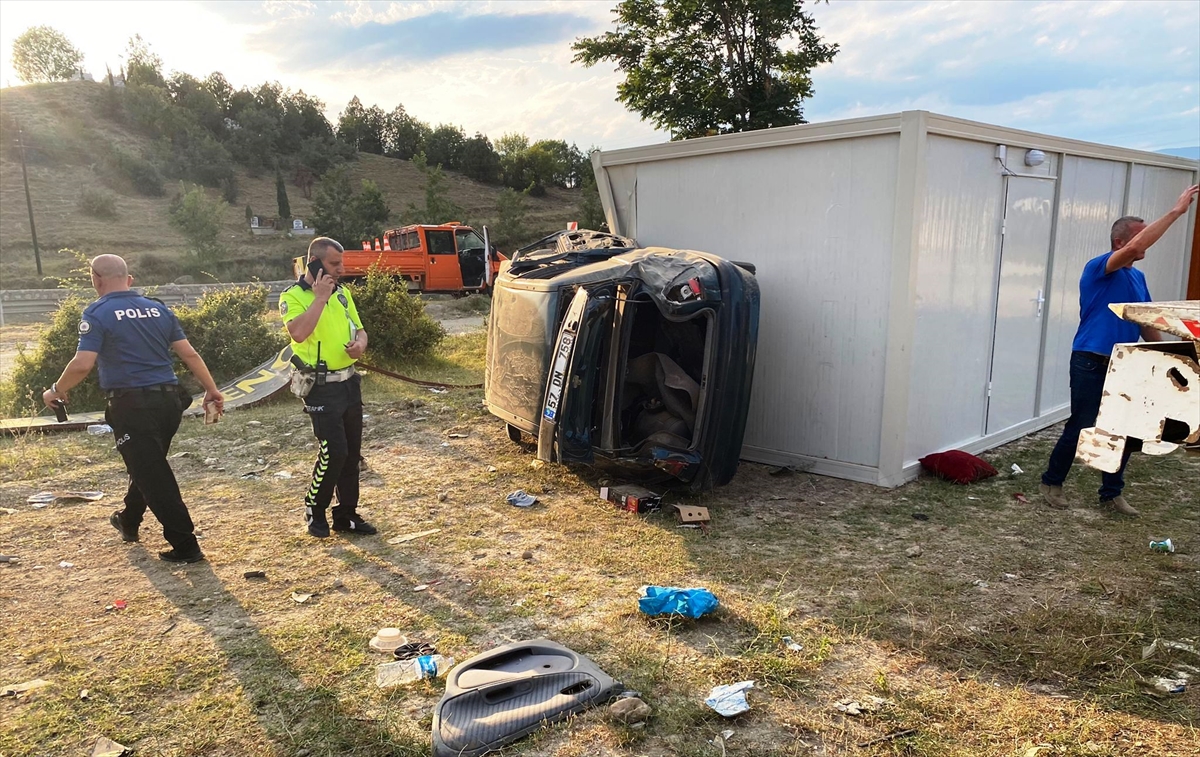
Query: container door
986,176,1055,434
425,229,461,290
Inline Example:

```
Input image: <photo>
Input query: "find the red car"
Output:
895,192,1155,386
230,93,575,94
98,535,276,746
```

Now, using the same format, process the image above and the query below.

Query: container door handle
1033,289,1045,318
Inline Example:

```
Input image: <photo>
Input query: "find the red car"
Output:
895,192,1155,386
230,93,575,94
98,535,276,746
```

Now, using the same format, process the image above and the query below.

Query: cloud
242,5,594,70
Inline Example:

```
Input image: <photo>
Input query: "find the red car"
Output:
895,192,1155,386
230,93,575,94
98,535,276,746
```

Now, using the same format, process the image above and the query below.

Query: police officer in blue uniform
42,254,225,563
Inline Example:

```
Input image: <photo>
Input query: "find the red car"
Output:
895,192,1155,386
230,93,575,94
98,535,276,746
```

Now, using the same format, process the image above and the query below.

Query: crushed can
1149,539,1175,554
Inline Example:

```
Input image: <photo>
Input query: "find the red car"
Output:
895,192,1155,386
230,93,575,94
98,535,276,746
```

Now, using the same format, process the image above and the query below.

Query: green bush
173,285,288,393
168,185,227,263
346,268,444,366
78,188,118,219
0,295,104,416
0,286,288,415
113,148,164,196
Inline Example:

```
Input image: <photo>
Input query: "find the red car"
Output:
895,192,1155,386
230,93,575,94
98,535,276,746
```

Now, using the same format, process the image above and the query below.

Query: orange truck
291,222,505,293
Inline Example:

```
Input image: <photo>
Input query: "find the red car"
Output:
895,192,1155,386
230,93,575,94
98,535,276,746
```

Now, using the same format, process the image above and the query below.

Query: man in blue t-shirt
1040,184,1198,516
41,254,225,563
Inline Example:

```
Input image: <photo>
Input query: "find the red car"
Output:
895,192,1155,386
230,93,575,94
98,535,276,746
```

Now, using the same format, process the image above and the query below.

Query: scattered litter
2,678,51,697
170,451,192,459
486,465,498,473
673,504,710,526
601,484,663,513
0,555,18,564
272,471,293,479
507,490,538,508
1149,676,1187,694
834,695,886,716
0,507,16,515
610,696,652,724
1142,639,1159,660
1164,641,1199,656
437,492,448,502
86,424,113,435
782,635,804,652
243,570,267,579
638,585,718,619
59,561,75,569
440,442,450,448
413,584,430,592
387,528,442,545
113,600,127,610
768,465,795,476
290,592,315,604
393,641,438,660
1003,573,1019,581
79,689,90,700
428,387,449,394
966,496,980,501
705,680,754,716
905,545,923,558
376,653,453,687
413,416,429,422
447,433,469,439
1149,539,1175,554
972,579,989,588
28,490,104,506
89,736,130,757
529,459,545,470
713,729,736,755
1013,493,1030,504
203,457,219,466
246,421,262,427
911,512,929,521
369,627,408,653
1011,463,1024,475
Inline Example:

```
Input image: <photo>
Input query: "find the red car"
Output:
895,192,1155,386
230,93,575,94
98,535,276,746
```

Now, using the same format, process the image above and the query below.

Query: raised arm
1107,184,1199,273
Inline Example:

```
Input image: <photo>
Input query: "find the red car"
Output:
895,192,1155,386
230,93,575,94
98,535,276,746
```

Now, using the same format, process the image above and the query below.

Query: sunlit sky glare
1,0,1197,153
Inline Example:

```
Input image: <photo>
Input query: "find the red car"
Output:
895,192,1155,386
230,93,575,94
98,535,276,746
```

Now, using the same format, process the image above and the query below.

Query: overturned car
484,230,760,490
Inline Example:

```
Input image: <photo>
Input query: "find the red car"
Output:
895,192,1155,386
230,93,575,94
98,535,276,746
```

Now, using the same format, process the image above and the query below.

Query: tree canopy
11,26,83,83
573,0,838,139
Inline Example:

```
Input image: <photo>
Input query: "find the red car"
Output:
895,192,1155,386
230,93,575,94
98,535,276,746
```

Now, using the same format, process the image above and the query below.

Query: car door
424,228,462,291
536,285,615,464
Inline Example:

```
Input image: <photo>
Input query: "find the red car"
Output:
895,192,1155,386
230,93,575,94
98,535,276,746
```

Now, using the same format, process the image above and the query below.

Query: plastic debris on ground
905,545,923,558
369,628,408,653
1010,463,1024,475
392,641,438,660
89,736,131,757
705,680,754,716
782,635,804,652
1013,493,1030,504
834,695,887,716
272,471,293,479
506,490,538,508
28,490,104,507
86,424,113,435
59,561,75,569
610,696,652,724
638,585,719,619
1149,676,1188,694
290,592,315,603
387,528,442,545
601,484,662,513
1149,539,1175,553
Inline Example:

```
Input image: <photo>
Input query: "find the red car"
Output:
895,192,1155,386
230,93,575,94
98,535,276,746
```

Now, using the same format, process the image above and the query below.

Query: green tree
573,0,838,139
578,168,607,230
383,105,430,160
424,124,466,170
168,184,227,263
276,169,291,219
311,167,358,244
352,179,390,240
123,34,165,88
493,188,529,248
11,26,83,83
459,133,500,183
407,160,463,225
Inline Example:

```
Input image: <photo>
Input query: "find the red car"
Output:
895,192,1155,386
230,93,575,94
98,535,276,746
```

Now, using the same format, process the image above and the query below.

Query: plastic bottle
86,424,113,435
375,654,454,687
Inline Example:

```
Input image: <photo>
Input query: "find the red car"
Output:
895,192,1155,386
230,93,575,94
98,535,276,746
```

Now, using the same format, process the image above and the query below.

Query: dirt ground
1,335,1197,757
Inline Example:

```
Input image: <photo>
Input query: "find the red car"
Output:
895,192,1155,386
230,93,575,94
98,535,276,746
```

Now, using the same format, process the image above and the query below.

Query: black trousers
105,389,199,553
302,374,363,519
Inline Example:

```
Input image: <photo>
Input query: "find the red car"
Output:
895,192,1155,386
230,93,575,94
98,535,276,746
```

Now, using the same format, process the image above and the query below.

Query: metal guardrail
0,281,294,322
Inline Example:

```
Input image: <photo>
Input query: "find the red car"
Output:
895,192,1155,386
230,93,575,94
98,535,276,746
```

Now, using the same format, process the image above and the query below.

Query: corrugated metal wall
1127,165,1196,301
903,136,1004,464
630,136,900,468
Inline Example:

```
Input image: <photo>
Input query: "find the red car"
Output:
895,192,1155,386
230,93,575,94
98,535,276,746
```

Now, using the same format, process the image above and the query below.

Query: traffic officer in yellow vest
280,237,376,538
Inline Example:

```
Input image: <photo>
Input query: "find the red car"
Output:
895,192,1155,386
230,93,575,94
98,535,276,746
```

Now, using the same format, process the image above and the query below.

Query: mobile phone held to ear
308,258,326,281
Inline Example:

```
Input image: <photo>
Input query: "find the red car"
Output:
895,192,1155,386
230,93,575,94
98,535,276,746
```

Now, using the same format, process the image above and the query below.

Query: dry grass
0,81,582,289
1,333,1198,757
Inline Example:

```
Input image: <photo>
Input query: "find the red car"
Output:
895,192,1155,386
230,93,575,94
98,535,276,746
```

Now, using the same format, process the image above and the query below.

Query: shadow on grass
136,555,429,756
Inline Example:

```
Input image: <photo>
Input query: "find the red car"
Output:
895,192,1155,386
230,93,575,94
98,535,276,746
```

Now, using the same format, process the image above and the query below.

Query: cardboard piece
600,485,663,514
673,504,710,524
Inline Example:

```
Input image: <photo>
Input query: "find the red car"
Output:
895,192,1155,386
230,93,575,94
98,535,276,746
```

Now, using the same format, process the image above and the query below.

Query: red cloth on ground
918,450,998,485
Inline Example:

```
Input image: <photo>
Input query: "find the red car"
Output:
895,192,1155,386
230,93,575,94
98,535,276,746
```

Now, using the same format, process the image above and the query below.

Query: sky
0,0,1197,154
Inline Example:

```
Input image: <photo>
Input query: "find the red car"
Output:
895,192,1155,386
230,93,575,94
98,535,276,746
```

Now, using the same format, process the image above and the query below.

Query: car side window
427,230,456,255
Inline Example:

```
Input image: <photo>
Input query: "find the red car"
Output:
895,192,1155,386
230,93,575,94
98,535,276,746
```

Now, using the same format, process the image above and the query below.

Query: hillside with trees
0,34,606,289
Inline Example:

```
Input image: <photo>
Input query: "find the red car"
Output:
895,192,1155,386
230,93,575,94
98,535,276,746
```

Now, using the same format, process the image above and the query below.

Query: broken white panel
1077,343,1200,473
1109,301,1200,342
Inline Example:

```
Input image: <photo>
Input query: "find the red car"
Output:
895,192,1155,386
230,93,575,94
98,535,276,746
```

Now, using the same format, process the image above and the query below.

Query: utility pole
17,123,43,276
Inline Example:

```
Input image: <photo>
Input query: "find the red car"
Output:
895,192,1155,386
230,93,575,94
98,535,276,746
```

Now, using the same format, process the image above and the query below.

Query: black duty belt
105,383,179,399
1082,351,1110,365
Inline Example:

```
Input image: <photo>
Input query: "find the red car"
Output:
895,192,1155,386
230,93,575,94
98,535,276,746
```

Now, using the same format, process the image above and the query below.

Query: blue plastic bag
637,586,719,618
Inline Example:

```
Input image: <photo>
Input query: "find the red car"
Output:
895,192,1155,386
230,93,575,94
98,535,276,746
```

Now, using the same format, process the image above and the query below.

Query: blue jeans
1041,351,1133,501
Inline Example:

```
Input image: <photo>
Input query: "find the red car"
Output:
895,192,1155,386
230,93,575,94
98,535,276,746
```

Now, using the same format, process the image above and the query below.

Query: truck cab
292,222,504,294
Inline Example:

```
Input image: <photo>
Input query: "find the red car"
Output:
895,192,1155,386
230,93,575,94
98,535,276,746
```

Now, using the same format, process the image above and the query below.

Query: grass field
1,333,1197,757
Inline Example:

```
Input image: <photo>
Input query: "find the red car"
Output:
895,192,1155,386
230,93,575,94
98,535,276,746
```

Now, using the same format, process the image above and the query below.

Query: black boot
306,506,330,538
333,513,377,535
109,510,139,542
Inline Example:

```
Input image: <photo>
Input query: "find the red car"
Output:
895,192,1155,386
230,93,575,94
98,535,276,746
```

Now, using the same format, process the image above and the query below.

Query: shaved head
307,237,344,262
90,254,128,280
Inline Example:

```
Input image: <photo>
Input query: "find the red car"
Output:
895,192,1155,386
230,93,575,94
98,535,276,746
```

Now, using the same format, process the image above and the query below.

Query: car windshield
456,229,486,253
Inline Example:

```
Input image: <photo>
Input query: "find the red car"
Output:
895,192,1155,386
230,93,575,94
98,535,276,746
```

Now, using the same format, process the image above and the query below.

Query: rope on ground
356,361,483,389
